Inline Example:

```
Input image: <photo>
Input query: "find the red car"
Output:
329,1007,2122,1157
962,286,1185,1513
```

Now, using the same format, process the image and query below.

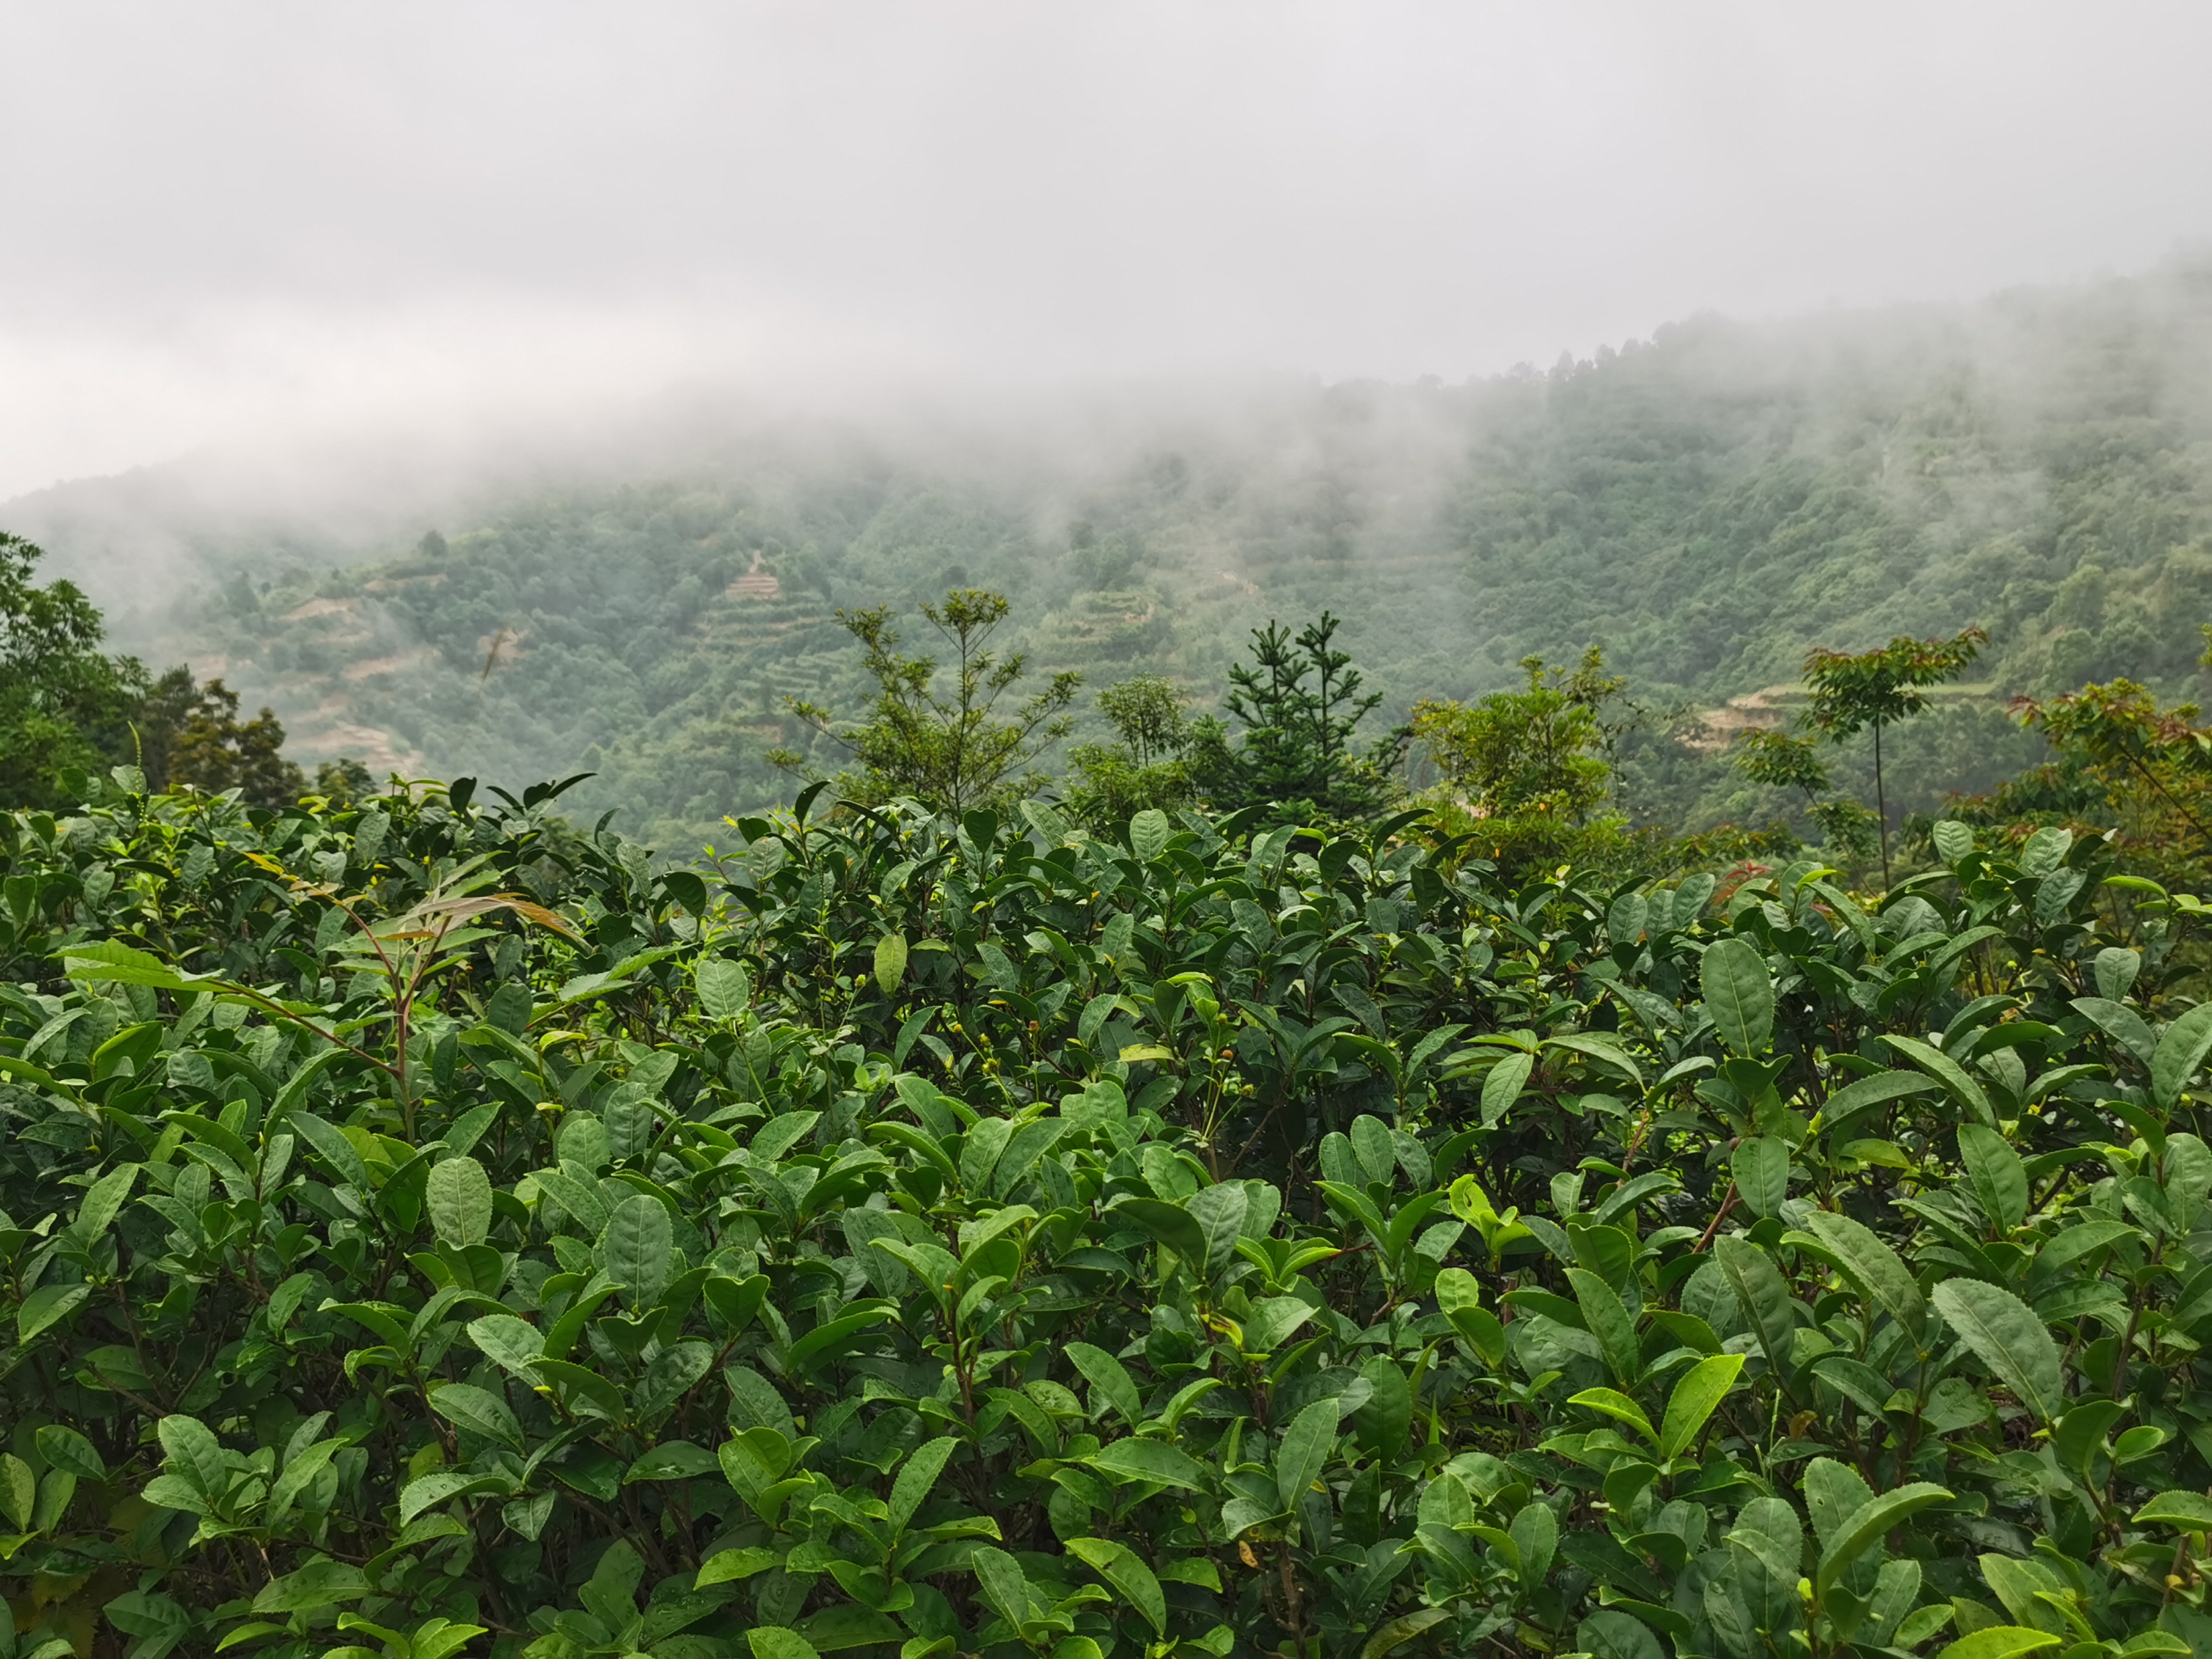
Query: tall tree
0,532,150,806
1799,626,1986,884
1193,612,1403,823
779,589,1081,815
139,668,306,806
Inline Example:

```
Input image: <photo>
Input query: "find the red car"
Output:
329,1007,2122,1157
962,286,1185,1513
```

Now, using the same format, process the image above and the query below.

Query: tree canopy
777,589,1081,816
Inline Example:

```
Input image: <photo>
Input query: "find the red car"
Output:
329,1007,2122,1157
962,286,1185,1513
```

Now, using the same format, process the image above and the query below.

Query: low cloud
1,2,2208,501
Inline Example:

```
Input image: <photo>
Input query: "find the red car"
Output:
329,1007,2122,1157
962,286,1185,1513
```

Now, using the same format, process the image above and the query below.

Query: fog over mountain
4,4,2210,504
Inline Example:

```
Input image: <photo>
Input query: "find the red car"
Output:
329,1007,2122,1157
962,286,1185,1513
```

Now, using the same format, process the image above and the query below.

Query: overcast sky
2,2,2208,500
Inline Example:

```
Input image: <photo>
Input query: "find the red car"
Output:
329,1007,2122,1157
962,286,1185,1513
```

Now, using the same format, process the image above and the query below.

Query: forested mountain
15,260,2212,850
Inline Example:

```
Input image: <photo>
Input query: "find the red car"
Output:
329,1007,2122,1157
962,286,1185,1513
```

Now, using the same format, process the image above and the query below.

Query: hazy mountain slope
1460,275,2212,699
13,263,2212,848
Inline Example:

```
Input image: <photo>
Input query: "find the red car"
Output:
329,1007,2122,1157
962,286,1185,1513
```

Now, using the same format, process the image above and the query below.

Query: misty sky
3,2,2209,500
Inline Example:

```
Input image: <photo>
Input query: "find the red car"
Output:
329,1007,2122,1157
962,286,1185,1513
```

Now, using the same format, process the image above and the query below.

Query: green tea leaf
33,1425,102,1481
1085,1438,1207,1492
1579,1609,1666,1659
2134,1490,2212,1529
1932,819,1975,863
1113,1196,1208,1278
1510,1499,1558,1586
17,1283,87,1344
1130,809,1171,862
156,1415,230,1501
600,1193,674,1308
1361,1609,1451,1659
75,1163,139,1236
425,1155,492,1248
0,1454,32,1528
1714,1237,1799,1387
888,1436,958,1533
1818,1068,1942,1136
697,957,752,1022
56,939,192,988
970,1544,1035,1629
1065,1342,1143,1426
1701,937,1774,1056
698,1546,777,1586
623,1441,719,1481
1957,1125,2027,1232
398,1469,508,1524
2155,1003,2212,1108
1569,1387,1655,1445
1658,1353,1746,1461
289,1110,374,1193
1931,1279,2063,1424
1815,1481,1952,1595
1934,1628,2062,1659
1732,1136,1790,1219
1883,1033,1994,1128
873,932,908,994
1481,1050,1534,1128
1724,1493,1803,1586
267,1439,340,1523
1568,1266,1642,1387
1242,1295,1319,1354
785,1304,894,1375
1272,1398,1338,1514
1065,1536,1166,1637
466,1314,545,1378
2071,996,2158,1067
1185,1181,1248,1281
1801,1208,1927,1342
251,1558,367,1615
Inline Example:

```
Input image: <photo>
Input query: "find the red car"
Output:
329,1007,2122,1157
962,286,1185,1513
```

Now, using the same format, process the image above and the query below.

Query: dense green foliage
1062,678,1198,830
7,769,2212,1658
1409,650,1630,874
12,258,2212,1659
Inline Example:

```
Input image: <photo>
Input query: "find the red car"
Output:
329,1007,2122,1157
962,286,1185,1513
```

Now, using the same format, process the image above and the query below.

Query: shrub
1,779,2210,1657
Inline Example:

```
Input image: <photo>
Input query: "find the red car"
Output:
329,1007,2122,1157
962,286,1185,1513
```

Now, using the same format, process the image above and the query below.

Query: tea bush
3,774,2212,1659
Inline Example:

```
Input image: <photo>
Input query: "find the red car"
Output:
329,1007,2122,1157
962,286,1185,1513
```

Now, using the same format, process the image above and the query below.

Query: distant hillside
13,261,2212,849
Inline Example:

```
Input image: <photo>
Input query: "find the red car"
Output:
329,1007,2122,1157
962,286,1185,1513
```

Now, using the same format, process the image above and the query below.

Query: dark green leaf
1701,938,1773,1056
1272,1398,1338,1515
1732,1136,1790,1219
1085,1438,1207,1492
425,1155,492,1249
601,1193,674,1308
1801,1208,1927,1342
1931,1279,2063,1424
1065,1536,1165,1637
2155,1004,2212,1108
1957,1125,2027,1232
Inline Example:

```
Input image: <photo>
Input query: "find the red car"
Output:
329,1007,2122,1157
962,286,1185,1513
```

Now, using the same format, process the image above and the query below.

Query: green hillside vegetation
110,261,2212,850
8,266,2212,1655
